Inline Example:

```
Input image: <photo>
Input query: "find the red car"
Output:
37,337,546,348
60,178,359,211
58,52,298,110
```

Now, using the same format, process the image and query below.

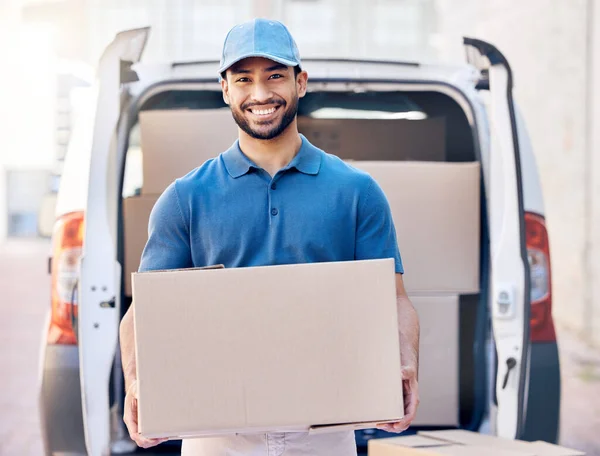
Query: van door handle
502,357,517,389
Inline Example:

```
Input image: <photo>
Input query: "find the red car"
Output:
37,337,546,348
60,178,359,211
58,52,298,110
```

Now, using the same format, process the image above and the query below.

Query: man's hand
376,365,420,433
123,380,168,448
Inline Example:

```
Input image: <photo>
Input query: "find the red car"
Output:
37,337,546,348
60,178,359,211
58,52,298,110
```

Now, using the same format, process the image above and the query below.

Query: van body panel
77,27,149,456
464,37,532,439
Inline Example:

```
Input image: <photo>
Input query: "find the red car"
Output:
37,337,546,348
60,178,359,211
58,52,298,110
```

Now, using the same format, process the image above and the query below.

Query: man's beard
230,95,299,140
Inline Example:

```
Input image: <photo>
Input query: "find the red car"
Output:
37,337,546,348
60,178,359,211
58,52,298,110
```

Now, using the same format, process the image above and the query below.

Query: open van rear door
78,28,149,456
463,37,531,439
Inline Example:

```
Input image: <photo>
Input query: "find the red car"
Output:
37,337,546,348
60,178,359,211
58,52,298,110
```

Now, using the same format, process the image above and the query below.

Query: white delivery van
38,29,560,456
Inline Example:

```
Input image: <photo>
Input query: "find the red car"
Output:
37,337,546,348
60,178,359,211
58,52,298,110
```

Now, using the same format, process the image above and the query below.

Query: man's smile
246,104,282,120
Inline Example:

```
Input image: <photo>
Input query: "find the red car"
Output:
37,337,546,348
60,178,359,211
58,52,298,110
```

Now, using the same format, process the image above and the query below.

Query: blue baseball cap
219,18,302,75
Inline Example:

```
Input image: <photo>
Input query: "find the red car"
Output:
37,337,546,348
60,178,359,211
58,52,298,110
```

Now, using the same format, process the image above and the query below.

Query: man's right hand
123,380,168,448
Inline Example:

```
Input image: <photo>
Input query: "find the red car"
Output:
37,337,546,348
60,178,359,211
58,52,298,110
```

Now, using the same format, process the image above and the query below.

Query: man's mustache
241,99,286,110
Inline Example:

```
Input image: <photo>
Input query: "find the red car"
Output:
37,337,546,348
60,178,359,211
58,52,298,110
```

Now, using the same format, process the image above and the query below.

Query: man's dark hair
221,65,302,82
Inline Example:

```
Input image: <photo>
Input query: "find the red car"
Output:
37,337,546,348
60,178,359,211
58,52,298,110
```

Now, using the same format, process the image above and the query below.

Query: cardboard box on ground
132,259,403,439
126,109,481,430
368,430,585,456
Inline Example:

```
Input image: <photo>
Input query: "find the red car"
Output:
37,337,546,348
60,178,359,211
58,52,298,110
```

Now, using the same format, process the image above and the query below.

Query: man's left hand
376,365,420,433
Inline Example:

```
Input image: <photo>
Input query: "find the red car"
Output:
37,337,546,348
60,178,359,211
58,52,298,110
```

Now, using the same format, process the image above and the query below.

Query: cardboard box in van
123,195,158,296
297,117,446,162
350,161,481,294
139,109,238,195
368,430,585,456
410,295,459,426
132,258,404,439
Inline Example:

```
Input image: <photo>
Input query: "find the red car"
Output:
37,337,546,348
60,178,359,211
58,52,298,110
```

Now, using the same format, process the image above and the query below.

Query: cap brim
218,52,300,74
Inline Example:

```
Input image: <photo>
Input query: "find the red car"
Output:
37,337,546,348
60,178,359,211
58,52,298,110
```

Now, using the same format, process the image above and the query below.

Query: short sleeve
355,178,404,274
138,181,193,272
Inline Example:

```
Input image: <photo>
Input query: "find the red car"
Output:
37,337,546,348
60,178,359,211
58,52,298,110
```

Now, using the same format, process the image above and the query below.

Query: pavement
0,238,598,456
557,321,600,456
0,239,49,456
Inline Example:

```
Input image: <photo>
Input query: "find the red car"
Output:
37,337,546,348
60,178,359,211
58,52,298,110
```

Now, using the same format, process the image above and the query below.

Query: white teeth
252,107,276,115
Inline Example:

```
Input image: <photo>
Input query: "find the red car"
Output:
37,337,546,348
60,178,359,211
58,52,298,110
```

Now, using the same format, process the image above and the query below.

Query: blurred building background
0,0,599,346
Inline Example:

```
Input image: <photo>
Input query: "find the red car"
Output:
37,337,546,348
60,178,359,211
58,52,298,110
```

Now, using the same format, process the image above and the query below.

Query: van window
55,86,97,216
122,124,142,198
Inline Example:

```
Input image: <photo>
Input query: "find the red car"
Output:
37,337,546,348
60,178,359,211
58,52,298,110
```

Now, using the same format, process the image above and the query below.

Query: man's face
221,57,308,140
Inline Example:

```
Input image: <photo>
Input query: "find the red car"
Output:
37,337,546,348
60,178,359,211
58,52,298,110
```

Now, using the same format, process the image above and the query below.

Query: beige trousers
180,430,358,456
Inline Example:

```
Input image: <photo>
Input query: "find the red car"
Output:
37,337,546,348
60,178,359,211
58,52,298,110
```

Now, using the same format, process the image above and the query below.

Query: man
120,18,419,456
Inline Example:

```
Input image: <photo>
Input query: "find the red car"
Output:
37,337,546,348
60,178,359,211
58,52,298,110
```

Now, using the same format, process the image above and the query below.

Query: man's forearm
120,305,137,392
397,295,419,374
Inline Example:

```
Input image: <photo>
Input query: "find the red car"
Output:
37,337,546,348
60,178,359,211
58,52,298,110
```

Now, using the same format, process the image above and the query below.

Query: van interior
117,88,488,446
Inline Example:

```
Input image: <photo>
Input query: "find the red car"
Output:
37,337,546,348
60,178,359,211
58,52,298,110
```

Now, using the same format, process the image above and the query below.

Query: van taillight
47,211,85,345
525,212,556,342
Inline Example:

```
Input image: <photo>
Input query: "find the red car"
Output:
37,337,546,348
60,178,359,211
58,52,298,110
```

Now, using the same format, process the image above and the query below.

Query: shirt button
271,182,277,190
271,208,279,216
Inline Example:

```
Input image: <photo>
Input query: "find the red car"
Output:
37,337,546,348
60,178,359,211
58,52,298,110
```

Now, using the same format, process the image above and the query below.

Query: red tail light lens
47,211,85,345
525,212,556,342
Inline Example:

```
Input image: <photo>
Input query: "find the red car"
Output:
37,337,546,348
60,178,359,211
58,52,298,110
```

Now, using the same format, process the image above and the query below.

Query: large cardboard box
122,196,158,296
350,161,480,294
297,117,446,162
139,109,238,195
410,295,458,426
368,431,585,456
132,258,404,439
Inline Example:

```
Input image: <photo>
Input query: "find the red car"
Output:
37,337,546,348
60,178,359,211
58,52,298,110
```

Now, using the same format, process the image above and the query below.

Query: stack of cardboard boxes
302,117,480,427
126,112,481,437
349,160,480,427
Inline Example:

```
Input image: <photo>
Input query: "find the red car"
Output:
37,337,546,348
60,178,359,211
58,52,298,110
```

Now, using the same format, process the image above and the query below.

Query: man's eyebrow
229,63,288,75
265,63,288,72
229,67,251,75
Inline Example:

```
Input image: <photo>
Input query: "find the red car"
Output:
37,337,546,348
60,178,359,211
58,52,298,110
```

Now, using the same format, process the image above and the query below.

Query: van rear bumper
39,344,87,455
523,341,561,443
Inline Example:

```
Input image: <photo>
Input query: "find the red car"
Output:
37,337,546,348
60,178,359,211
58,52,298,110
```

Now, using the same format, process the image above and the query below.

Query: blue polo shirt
139,134,403,274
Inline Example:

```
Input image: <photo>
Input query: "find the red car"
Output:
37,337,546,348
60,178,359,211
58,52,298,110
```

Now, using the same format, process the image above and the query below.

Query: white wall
588,0,600,345
0,0,21,242
0,0,60,240
81,0,436,66
434,0,599,343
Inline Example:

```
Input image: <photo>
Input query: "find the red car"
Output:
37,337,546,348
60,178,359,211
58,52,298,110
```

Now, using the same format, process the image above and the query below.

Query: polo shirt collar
222,141,257,178
223,134,322,179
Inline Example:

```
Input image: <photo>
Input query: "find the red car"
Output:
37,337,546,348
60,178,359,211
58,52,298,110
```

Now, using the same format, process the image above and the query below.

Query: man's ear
297,70,308,98
221,77,230,105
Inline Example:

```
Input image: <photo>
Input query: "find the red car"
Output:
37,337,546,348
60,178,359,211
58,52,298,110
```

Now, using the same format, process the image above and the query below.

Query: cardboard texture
410,295,459,426
132,259,403,439
349,161,481,293
527,442,586,456
421,430,583,456
419,430,537,451
139,109,238,195
297,117,446,162
368,431,585,456
122,196,158,296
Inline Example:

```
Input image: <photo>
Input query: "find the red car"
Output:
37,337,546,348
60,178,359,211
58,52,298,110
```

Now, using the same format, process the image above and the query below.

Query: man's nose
251,82,272,104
